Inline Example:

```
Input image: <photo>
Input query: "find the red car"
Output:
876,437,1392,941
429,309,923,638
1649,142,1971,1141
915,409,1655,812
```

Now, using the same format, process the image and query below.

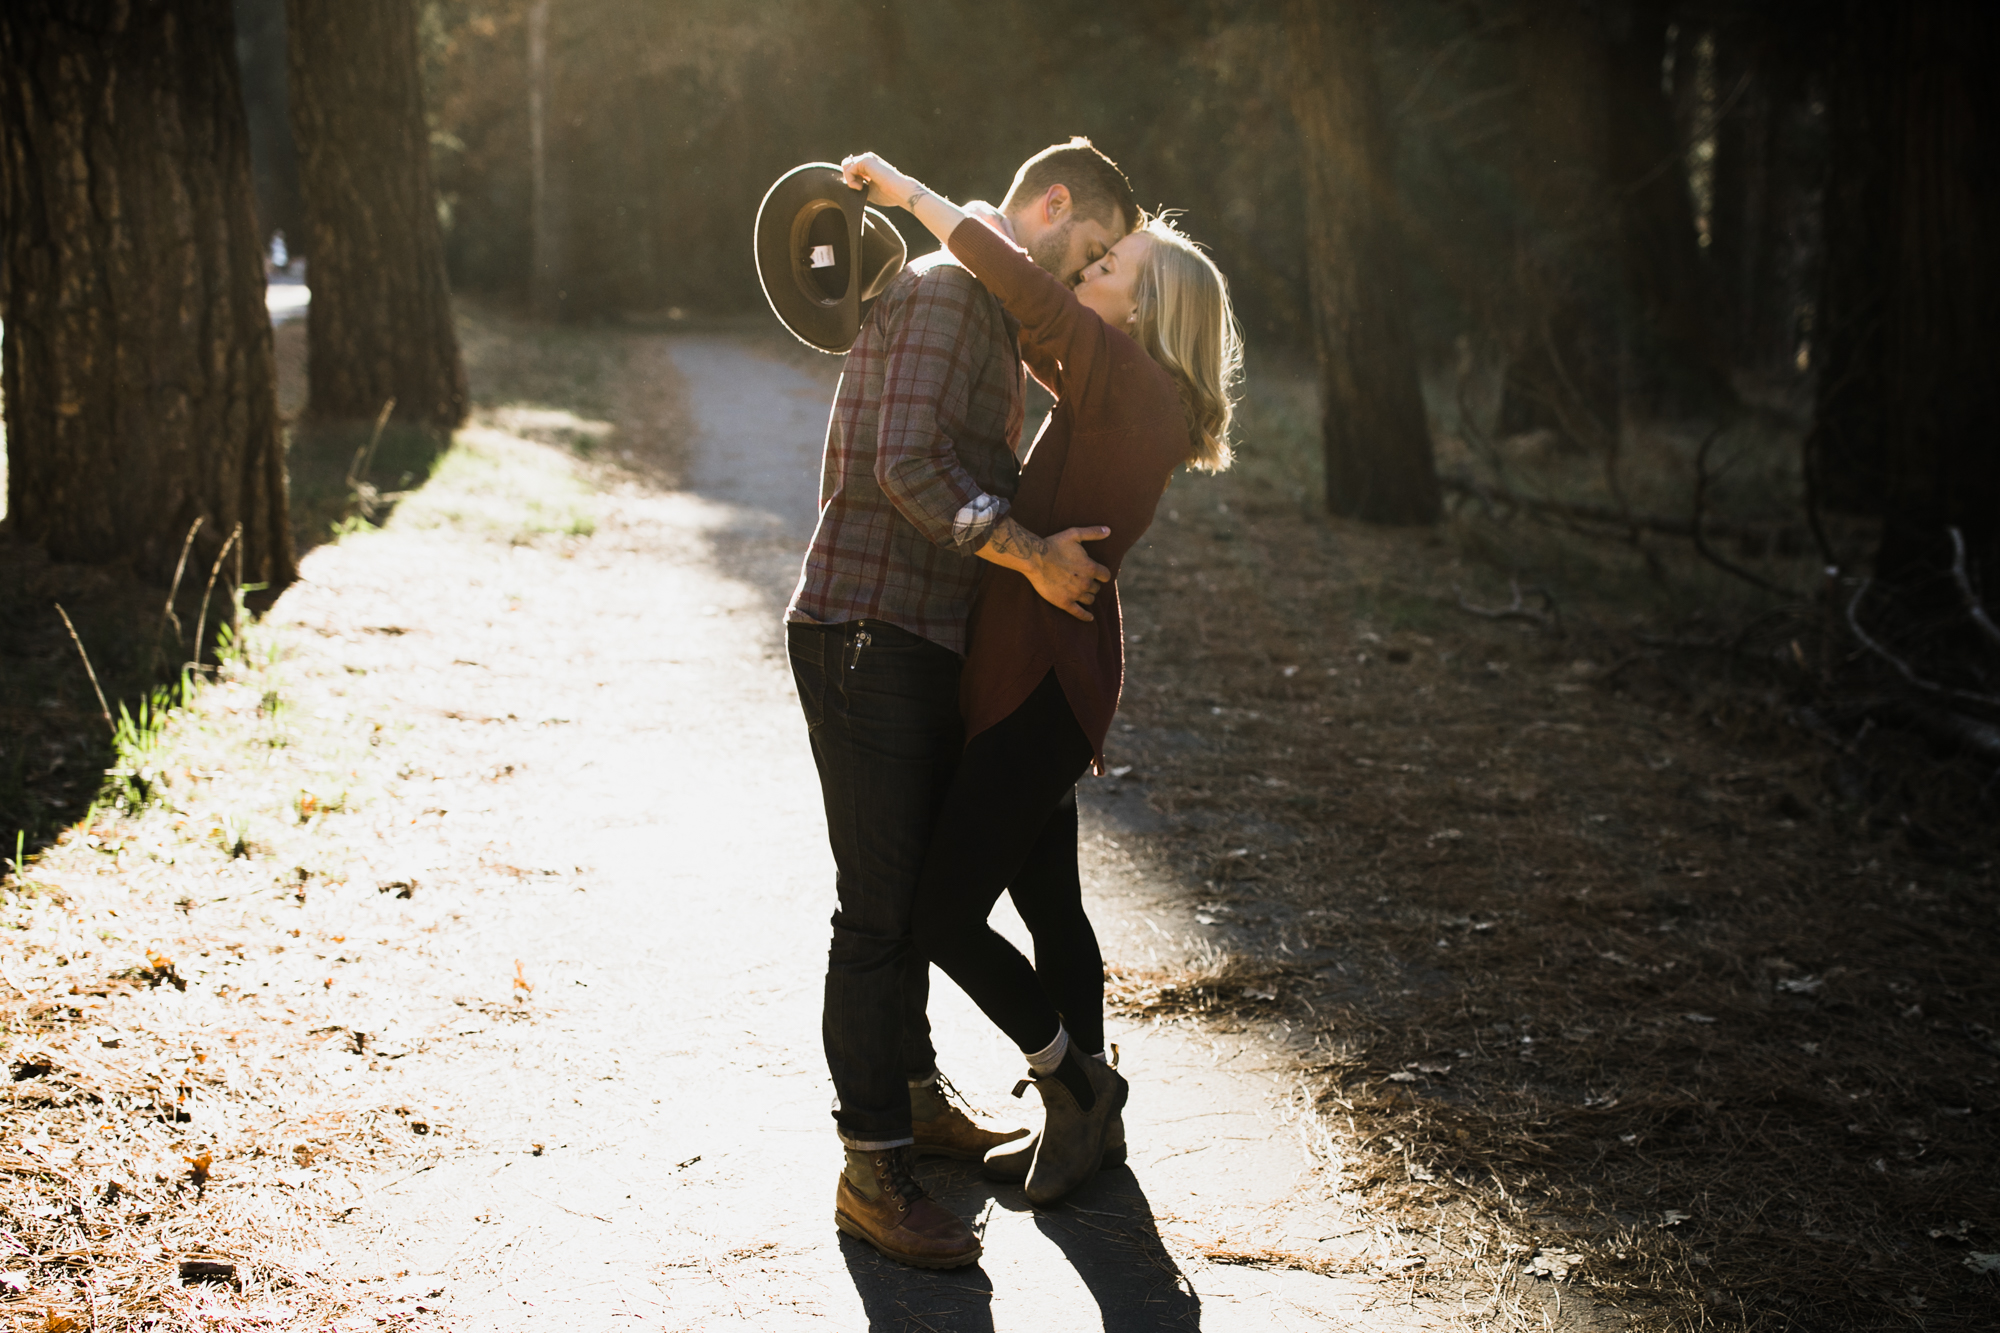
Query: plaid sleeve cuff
950,492,1008,552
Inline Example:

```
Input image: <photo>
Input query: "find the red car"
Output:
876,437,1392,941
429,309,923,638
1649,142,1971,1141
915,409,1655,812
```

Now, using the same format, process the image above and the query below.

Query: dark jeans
789,619,961,1149
911,670,1102,1059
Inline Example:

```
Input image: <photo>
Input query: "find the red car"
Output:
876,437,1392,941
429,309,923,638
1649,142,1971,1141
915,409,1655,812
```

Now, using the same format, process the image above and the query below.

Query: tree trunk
287,0,466,438
1285,0,1440,525
525,0,568,321
1810,0,1895,515
1605,0,1734,421
0,0,295,588
1494,2,1619,449
1709,21,1815,383
1869,0,2000,597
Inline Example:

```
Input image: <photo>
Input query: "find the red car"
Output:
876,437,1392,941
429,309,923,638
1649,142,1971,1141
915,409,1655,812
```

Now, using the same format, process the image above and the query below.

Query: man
786,138,1138,1269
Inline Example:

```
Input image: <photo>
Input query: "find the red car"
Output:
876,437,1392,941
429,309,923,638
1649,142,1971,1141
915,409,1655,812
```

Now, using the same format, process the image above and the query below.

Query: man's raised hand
840,153,916,210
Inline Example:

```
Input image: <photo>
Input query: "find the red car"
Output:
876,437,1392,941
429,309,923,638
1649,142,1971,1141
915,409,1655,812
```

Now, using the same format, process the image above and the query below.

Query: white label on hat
809,244,836,269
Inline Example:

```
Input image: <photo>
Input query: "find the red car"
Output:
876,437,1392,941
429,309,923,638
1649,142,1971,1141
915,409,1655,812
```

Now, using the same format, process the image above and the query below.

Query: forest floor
0,306,1995,1332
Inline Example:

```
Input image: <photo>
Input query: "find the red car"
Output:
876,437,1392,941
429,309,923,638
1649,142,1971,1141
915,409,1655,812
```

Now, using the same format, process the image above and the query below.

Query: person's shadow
841,1158,1201,1331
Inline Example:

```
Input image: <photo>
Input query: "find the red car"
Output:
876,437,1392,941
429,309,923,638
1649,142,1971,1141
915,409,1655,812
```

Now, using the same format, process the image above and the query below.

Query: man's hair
1001,137,1137,233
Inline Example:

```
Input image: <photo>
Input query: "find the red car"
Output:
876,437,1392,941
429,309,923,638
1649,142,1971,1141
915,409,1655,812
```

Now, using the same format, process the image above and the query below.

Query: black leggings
910,671,1102,1057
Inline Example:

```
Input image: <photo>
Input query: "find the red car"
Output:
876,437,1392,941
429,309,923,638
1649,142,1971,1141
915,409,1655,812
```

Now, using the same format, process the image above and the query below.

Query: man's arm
977,516,1110,623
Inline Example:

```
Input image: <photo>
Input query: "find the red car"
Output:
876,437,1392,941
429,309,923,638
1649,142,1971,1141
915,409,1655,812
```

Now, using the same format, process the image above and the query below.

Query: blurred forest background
1,0,1994,841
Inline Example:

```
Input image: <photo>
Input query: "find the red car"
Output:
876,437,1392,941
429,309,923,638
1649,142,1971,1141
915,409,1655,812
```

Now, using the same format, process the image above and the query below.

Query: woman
840,152,1241,1206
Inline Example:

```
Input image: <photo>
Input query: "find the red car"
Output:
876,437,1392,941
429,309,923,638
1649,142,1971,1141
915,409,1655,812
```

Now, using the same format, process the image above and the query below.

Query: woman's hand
840,153,921,210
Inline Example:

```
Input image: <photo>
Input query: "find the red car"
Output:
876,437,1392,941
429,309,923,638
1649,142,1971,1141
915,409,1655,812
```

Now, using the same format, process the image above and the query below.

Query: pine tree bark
1285,0,1439,525
1493,2,1619,448
0,0,295,588
287,0,466,436
1810,0,1895,515
1604,0,1734,420
1868,0,2000,595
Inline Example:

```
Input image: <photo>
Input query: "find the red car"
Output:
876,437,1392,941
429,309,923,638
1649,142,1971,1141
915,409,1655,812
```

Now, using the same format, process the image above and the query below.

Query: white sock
1024,1025,1070,1076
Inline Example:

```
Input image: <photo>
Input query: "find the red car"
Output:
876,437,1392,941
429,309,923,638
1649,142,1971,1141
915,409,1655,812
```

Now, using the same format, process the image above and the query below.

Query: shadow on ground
842,1164,1200,1332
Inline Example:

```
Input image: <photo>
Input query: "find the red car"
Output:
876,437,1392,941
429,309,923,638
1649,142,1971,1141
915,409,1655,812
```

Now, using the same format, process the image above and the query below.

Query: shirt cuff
950,492,1007,551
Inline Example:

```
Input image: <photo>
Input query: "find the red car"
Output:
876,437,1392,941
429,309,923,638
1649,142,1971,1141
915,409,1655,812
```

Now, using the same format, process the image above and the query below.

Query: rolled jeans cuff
840,1133,917,1152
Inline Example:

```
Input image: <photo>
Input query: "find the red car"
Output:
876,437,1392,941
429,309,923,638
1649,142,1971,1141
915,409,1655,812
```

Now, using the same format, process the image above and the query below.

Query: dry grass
1097,367,2000,1330
0,306,688,1331
0,626,457,1331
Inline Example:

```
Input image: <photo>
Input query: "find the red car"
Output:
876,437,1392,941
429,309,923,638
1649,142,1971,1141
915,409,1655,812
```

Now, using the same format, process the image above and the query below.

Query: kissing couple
774,137,1240,1269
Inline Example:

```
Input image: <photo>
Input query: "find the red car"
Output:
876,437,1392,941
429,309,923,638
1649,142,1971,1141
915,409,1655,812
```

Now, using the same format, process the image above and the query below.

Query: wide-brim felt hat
755,163,908,354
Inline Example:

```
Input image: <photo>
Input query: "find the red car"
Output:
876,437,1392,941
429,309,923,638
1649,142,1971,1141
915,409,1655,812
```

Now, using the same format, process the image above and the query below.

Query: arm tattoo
984,517,1047,562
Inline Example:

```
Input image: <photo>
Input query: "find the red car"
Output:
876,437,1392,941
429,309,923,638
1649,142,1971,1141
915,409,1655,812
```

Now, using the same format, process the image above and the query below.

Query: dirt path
246,331,1521,1332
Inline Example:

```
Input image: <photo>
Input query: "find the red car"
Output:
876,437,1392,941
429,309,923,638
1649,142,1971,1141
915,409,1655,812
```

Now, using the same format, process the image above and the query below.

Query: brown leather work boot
910,1072,1028,1161
833,1147,982,1269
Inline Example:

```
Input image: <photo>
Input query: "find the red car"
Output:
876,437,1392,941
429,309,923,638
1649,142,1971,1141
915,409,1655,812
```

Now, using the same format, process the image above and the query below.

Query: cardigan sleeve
946,219,1108,403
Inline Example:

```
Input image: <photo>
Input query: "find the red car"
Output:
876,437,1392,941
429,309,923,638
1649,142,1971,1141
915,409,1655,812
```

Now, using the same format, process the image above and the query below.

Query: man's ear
1043,183,1071,223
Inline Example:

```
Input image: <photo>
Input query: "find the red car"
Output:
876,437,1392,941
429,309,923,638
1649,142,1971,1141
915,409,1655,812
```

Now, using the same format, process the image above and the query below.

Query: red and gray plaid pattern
787,250,1024,654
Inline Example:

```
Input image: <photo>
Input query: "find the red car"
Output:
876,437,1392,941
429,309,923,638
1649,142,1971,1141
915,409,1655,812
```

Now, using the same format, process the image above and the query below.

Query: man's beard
1026,217,1079,285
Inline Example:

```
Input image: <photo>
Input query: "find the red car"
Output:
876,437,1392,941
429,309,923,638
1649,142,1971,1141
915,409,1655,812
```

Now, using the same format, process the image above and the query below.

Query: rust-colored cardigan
947,220,1192,768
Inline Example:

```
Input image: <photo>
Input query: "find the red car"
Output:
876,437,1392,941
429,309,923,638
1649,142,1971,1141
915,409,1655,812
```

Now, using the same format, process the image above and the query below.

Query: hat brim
754,163,905,355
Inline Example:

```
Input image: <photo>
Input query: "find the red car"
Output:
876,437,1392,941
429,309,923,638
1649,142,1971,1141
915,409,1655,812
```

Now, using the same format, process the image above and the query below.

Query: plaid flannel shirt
786,249,1024,654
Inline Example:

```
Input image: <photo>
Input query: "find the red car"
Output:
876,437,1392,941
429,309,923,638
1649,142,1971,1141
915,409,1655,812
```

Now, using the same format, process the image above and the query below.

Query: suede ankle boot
1017,1054,1127,1205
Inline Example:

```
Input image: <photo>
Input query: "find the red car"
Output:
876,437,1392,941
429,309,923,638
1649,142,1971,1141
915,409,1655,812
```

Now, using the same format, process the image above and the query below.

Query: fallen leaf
1387,1071,1418,1083
1524,1247,1576,1281
184,1152,213,1191
514,960,533,995
1661,1210,1692,1227
1776,975,1824,995
1683,1012,1717,1024
1964,1253,2000,1276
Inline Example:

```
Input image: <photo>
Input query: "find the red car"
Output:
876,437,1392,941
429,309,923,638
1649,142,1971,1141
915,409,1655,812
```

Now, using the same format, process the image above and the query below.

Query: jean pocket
787,625,829,731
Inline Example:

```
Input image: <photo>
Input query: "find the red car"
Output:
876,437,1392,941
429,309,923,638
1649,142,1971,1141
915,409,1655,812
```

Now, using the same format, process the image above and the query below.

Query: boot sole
834,1210,982,1269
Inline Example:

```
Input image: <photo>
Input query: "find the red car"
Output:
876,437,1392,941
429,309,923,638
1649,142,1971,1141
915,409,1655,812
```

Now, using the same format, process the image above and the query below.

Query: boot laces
933,1070,987,1118
879,1147,926,1210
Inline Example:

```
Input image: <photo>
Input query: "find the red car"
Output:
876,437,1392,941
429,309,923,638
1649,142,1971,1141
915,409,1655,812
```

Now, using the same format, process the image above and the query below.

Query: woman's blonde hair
1129,214,1242,471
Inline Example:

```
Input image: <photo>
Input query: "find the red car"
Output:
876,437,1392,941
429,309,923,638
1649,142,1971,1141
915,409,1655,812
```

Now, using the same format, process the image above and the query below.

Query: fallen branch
1454,579,1562,632
1899,703,2000,765
1948,527,2000,650
1844,579,2000,712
